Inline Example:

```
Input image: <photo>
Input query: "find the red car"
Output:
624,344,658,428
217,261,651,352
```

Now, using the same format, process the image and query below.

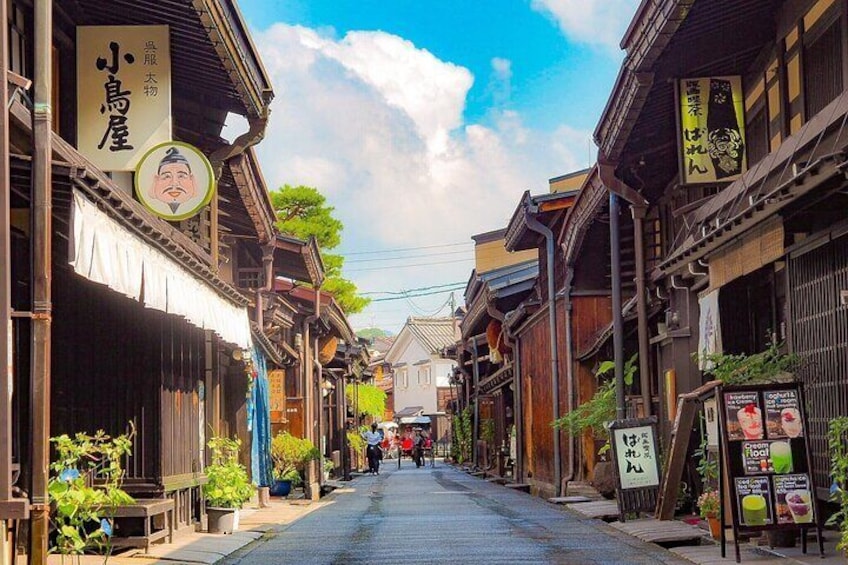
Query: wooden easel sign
609,417,661,522
716,382,824,562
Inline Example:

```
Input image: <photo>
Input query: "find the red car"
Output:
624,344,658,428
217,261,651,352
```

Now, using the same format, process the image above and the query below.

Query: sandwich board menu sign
717,382,823,562
609,417,661,522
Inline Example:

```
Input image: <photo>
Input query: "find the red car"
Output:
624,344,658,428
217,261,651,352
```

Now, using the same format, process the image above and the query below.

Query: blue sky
238,0,640,332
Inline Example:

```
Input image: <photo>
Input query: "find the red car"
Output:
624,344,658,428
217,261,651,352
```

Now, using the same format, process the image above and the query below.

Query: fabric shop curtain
69,189,252,349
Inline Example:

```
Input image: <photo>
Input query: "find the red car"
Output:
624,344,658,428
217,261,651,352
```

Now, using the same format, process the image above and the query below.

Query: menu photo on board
735,476,773,527
742,440,796,475
773,474,814,525
725,391,763,441
764,389,804,439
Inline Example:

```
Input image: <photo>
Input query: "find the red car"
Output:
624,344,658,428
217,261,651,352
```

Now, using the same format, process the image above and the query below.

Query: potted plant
48,425,135,559
203,436,253,534
697,489,721,538
269,432,318,497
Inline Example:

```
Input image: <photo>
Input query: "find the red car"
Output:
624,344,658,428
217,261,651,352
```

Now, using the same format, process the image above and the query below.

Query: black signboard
717,382,824,562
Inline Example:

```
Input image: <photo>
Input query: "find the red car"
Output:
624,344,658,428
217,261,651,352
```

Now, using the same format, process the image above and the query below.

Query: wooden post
30,1,53,562
632,204,651,417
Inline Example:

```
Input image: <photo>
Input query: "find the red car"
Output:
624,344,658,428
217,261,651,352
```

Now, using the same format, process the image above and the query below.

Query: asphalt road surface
226,462,689,565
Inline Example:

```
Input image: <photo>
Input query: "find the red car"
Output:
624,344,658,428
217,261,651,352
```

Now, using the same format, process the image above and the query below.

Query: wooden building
0,1,330,561
593,0,848,501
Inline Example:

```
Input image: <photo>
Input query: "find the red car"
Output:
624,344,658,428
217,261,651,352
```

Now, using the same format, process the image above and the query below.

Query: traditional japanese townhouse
595,0,848,503
271,280,366,496
0,0,296,560
502,189,577,498
458,229,538,476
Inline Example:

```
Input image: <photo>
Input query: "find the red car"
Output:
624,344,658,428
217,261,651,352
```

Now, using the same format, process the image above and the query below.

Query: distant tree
270,185,370,314
357,328,392,341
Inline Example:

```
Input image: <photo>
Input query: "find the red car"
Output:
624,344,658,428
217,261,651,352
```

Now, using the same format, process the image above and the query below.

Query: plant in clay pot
270,432,318,496
203,436,253,534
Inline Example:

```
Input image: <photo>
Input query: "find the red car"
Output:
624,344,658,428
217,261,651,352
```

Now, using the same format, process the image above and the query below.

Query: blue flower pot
270,479,292,497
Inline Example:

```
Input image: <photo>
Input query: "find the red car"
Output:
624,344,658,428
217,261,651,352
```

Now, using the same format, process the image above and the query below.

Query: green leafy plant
553,355,637,455
48,424,135,558
451,407,473,464
345,384,386,419
694,433,718,486
203,436,253,509
270,432,319,486
827,417,848,556
698,342,800,385
697,489,720,518
480,419,495,444
347,430,367,471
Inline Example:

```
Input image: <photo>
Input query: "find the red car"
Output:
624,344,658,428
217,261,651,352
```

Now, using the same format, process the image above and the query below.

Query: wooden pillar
632,204,652,417
30,1,53,562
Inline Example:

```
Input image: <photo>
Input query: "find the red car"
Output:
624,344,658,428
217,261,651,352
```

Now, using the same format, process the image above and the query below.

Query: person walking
364,423,383,475
413,429,425,468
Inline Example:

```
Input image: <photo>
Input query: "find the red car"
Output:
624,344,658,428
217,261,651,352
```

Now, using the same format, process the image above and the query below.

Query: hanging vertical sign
677,76,747,184
77,25,172,171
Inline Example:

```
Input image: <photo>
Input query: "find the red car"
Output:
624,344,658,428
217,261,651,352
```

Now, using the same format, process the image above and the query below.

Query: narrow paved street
226,463,688,565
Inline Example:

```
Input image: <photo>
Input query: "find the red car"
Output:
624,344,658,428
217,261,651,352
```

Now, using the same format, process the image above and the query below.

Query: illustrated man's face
150,162,197,210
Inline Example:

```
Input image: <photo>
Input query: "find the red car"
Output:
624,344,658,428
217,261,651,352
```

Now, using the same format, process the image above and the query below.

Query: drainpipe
503,315,522,482
523,204,562,497
471,339,480,468
561,269,577,486
631,204,652,417
30,1,53,562
256,244,275,329
609,193,626,418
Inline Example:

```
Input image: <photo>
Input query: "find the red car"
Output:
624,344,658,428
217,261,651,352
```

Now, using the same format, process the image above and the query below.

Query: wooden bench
110,498,175,552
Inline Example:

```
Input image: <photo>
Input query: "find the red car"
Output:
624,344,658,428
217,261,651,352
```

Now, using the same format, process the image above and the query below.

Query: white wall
389,334,454,415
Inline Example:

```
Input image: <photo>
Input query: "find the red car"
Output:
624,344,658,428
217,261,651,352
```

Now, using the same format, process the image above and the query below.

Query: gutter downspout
561,269,577,487
523,205,562,497
31,1,52,561
471,339,480,469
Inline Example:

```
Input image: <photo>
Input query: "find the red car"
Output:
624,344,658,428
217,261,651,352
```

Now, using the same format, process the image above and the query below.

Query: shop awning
70,190,252,349
399,416,431,425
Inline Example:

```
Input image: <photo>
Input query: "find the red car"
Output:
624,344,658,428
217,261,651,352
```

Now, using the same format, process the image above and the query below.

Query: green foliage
356,328,393,340
553,355,637,455
694,433,718,486
827,417,848,556
203,437,253,509
451,407,473,464
346,383,386,419
698,342,800,385
48,425,135,556
270,184,370,314
270,432,319,484
480,419,495,444
347,430,367,470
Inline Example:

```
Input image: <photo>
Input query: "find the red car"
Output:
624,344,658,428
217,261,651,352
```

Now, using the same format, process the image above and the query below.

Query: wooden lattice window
803,19,843,120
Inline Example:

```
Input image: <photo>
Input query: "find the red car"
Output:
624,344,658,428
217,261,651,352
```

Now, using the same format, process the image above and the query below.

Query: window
803,19,843,119
8,1,27,77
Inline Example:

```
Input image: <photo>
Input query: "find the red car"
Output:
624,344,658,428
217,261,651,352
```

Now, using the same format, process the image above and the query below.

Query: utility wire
370,286,465,302
345,257,473,273
342,241,471,256
345,249,473,264
361,281,465,295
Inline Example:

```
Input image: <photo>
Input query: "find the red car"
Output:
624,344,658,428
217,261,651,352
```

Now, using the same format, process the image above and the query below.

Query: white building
384,317,459,417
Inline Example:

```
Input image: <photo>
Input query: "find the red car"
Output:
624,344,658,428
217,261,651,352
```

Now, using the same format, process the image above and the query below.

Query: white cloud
252,24,592,331
531,0,640,51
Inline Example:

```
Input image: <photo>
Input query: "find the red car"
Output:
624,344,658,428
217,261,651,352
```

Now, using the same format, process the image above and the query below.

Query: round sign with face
134,141,215,221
